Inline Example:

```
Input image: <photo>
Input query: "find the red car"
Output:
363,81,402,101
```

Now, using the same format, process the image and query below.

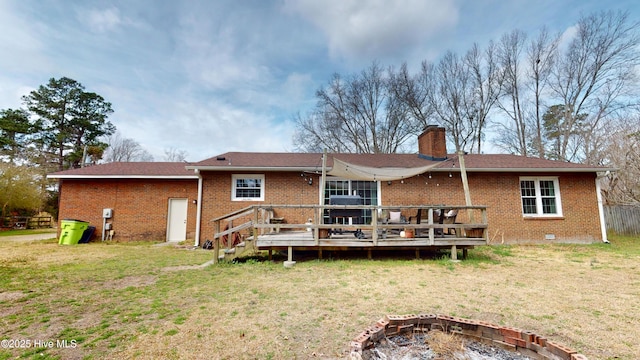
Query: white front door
167,198,188,242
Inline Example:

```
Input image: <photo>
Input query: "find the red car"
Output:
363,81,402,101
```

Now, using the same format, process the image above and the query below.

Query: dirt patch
0,291,27,302
100,275,157,290
161,259,215,272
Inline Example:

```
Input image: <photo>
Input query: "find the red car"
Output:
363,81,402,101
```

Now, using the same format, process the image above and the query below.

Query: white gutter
185,166,614,174
194,169,204,247
47,175,199,179
441,167,616,173
595,174,610,243
185,166,323,172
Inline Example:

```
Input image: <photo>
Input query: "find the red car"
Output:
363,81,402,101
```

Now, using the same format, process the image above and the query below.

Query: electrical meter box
103,208,113,219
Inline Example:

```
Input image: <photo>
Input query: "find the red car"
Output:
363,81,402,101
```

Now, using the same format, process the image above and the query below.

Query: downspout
595,174,609,243
194,169,204,247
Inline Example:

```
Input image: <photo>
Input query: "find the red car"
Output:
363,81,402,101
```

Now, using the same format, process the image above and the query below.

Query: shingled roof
47,152,611,179
47,162,197,179
187,152,610,173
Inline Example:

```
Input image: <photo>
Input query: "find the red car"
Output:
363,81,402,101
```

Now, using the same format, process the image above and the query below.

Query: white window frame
322,178,380,224
520,176,563,218
232,174,265,201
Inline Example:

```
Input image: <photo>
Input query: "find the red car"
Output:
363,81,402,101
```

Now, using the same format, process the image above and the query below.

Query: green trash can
59,219,90,245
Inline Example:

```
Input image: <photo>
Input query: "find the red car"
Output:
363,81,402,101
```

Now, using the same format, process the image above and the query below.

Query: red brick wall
198,170,603,244
199,172,319,242
381,171,601,243
58,179,198,242
58,170,603,245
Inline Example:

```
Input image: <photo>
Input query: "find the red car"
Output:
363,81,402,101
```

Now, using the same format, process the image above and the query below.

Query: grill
328,195,365,238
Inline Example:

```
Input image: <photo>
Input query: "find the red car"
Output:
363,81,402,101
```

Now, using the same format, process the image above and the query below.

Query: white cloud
280,72,315,110
82,7,123,33
284,0,459,61
0,2,48,73
103,82,295,161
77,5,148,35
558,24,578,51
175,13,274,91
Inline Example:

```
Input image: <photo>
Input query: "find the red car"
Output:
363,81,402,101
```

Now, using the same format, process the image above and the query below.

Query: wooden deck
254,229,486,248
211,204,489,262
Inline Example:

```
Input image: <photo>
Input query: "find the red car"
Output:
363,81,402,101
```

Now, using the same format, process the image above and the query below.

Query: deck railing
211,204,488,262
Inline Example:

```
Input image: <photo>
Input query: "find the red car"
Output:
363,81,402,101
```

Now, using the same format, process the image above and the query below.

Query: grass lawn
0,235,638,359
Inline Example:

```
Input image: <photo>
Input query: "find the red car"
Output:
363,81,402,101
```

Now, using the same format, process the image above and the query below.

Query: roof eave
185,166,325,172
445,167,616,173
47,175,199,180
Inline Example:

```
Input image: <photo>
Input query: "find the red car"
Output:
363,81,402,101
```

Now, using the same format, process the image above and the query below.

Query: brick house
48,126,611,245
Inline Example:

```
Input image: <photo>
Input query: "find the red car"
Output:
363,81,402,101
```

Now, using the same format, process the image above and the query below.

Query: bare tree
103,132,154,162
527,27,559,157
495,28,560,157
387,62,433,130
163,147,188,162
600,119,640,205
417,43,503,154
495,30,530,155
548,10,640,162
293,61,418,153
425,51,475,152
464,42,504,153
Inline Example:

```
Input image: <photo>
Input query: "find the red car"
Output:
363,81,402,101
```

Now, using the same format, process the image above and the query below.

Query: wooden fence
1,216,53,229
604,205,640,236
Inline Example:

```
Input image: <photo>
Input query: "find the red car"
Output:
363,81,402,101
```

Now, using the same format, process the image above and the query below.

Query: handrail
211,205,254,222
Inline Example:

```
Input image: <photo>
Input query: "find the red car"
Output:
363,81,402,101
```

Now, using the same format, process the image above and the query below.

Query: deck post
318,248,323,259
227,219,233,250
314,209,319,245
213,237,220,264
252,208,259,247
481,208,488,240
268,248,272,261
213,220,221,264
284,246,296,268
428,208,435,245
415,249,420,259
451,244,458,261
372,210,378,246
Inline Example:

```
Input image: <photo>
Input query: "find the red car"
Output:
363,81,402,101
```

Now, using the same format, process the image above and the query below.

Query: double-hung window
520,177,562,217
232,174,264,201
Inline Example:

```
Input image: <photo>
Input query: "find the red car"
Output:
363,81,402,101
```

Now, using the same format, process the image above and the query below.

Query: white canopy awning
327,158,441,181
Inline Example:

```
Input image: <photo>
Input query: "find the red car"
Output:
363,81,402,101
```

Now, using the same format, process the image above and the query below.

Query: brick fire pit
350,314,587,359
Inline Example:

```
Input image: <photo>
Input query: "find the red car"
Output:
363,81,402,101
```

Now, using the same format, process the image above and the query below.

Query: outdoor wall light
302,173,313,185
192,199,197,205
449,172,452,178
387,181,392,186
428,173,432,179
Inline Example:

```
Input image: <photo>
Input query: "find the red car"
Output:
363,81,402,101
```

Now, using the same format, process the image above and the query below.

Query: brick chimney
418,125,447,160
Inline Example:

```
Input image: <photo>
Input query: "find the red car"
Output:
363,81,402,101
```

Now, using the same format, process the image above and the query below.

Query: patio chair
410,208,449,236
442,209,459,235
378,209,408,235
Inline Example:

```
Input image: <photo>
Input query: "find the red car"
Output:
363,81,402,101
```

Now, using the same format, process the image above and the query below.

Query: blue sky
1,0,638,161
